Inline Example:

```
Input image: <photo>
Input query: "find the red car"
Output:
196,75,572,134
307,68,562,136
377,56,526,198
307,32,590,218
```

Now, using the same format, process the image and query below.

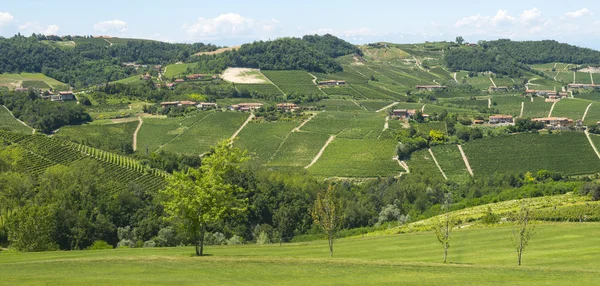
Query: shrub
227,235,243,245
481,207,501,224
154,227,180,247
87,240,113,250
143,240,156,248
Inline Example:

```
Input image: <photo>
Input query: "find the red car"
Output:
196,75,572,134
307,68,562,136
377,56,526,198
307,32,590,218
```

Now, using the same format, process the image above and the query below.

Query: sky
1,0,600,49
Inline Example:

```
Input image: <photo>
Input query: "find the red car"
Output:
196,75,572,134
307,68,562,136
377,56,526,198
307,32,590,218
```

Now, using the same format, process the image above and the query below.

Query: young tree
511,202,536,266
161,140,249,256
456,36,465,45
311,184,343,257
434,194,454,263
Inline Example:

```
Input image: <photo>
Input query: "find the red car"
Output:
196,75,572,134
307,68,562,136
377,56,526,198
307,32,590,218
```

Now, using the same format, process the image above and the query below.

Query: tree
160,140,249,256
434,194,453,263
312,184,343,257
511,202,536,266
456,36,465,45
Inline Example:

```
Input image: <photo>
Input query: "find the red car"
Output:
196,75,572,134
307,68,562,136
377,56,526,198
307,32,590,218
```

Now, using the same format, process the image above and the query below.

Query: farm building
197,102,218,109
416,85,447,91
160,101,198,108
317,80,346,86
392,109,417,119
489,86,509,92
489,115,514,125
174,79,185,83
165,83,176,89
473,120,484,125
14,87,29,92
178,101,197,107
51,91,75,102
525,89,558,96
532,117,574,128
186,74,205,80
276,103,298,111
465,43,478,47
229,103,264,112
142,73,152,80
568,84,598,90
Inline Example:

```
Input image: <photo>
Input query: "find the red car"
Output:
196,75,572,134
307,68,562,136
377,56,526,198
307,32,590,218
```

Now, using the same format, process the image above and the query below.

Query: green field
2,222,600,284
164,63,197,78
136,115,208,153
522,97,552,118
235,121,298,163
584,103,600,125
462,133,600,176
555,71,575,83
54,121,139,151
575,72,593,84
0,73,66,89
0,106,34,134
301,111,384,139
358,100,395,111
407,149,445,180
114,75,143,84
268,131,330,167
161,112,249,155
262,70,322,95
492,95,525,116
307,138,402,178
431,144,470,182
312,99,364,112
550,98,590,120
465,75,494,90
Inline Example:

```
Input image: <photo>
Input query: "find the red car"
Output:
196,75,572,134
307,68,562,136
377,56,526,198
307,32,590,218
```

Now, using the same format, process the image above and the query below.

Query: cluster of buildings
487,114,578,128
227,103,299,112
415,85,447,91
489,86,510,92
160,101,218,110
317,80,346,86
524,89,569,102
568,84,600,90
391,109,429,120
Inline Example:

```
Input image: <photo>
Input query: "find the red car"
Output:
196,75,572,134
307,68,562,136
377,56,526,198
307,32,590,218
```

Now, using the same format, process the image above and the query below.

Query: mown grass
462,133,600,176
308,138,402,178
3,222,600,285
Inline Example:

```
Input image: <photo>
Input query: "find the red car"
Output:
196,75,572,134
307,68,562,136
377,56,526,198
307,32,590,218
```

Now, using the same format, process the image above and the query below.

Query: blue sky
1,0,600,49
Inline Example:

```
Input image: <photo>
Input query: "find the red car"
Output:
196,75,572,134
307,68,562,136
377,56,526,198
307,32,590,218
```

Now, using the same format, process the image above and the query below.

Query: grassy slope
2,222,600,284
0,73,66,89
0,106,34,134
235,121,298,164
54,121,139,150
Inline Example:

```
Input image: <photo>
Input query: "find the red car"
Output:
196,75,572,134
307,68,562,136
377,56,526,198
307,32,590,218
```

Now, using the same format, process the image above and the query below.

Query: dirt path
519,102,524,118
294,113,317,132
531,96,534,103
573,71,576,83
548,101,558,117
583,103,593,122
104,39,113,46
230,113,255,140
3,105,35,134
132,117,143,151
158,112,213,151
554,63,558,69
308,73,318,85
585,130,600,160
458,145,474,177
429,149,448,180
393,156,410,173
421,104,426,113
351,99,368,111
591,72,595,85
383,116,389,131
489,77,497,88
488,98,492,109
305,135,335,169
554,71,560,81
376,102,399,113
453,72,458,83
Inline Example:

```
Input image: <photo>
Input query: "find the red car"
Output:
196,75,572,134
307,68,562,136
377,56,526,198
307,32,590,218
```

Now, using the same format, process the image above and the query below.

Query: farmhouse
489,115,514,125
229,103,264,112
416,85,447,91
473,120,484,125
165,83,176,89
186,74,205,80
533,117,574,128
489,86,509,92
174,79,185,83
465,43,478,47
568,83,599,90
51,91,75,102
178,101,197,107
276,103,298,111
160,101,179,108
14,87,29,92
317,80,346,86
142,73,152,80
197,102,218,109
392,109,417,119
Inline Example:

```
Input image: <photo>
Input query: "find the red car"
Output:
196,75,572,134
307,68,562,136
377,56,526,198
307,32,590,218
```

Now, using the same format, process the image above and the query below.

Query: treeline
444,48,524,77
0,34,217,87
483,39,600,64
190,34,360,74
0,90,91,134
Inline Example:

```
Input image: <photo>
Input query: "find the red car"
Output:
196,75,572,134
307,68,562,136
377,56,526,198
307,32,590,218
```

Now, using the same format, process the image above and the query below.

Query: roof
59,91,74,95
179,101,197,105
532,117,572,121
416,85,447,88
238,103,264,106
198,102,217,105
174,79,185,82
489,115,513,119
277,103,297,107
160,101,179,105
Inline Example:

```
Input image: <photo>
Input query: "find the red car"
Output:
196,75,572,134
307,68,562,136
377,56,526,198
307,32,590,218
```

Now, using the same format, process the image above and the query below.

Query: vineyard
430,144,471,182
550,98,591,120
235,121,298,164
0,106,34,134
301,111,385,139
0,130,167,192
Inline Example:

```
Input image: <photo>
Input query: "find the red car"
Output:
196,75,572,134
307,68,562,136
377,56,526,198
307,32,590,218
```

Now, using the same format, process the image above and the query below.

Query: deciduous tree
312,184,343,257
434,194,454,263
511,202,536,266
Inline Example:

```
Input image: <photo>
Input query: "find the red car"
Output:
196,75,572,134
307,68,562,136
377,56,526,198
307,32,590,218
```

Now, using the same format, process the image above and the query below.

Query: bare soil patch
195,46,240,56
221,68,268,84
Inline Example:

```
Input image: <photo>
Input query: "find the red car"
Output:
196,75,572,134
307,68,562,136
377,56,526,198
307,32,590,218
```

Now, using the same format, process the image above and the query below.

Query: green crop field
407,148,445,179
492,95,525,116
267,131,330,167
522,97,552,118
301,111,384,139
321,85,364,98
136,115,209,153
21,80,51,89
431,144,470,182
555,71,575,83
114,75,143,84
584,103,600,125
593,73,600,84
466,75,494,90
162,112,249,155
462,133,600,176
307,138,402,178
164,63,197,78
313,99,364,112
262,70,322,95
528,77,562,90
54,121,139,151
236,84,284,96
2,223,600,285
72,37,111,46
443,98,489,110
550,98,590,120
0,73,66,89
0,106,34,134
424,104,481,116
235,121,298,163
574,92,600,102
350,84,396,99
491,77,517,87
575,72,593,84
358,100,395,111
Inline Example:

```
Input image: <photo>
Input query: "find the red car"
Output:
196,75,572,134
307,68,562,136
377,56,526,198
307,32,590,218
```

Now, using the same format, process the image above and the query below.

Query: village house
142,73,152,80
415,85,447,91
197,102,218,109
568,83,599,90
186,74,205,80
489,86,509,92
51,91,76,102
174,79,185,83
317,80,346,86
473,120,485,125
14,87,29,92
525,89,561,97
165,83,176,89
178,101,197,107
489,115,514,125
532,117,574,128
392,109,417,119
276,103,298,111
160,101,179,108
229,103,264,112
465,43,478,47
40,90,54,100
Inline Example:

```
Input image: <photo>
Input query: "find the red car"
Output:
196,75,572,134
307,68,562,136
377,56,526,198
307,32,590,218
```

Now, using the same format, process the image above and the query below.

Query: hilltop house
229,103,264,112
51,91,75,102
276,103,298,111
197,102,218,109
317,80,346,86
532,117,574,128
392,109,417,119
489,115,514,125
142,73,152,80
416,85,447,91
160,101,197,108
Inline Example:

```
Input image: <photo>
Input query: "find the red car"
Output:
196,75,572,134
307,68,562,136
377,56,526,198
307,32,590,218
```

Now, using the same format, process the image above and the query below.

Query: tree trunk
328,231,334,257
443,244,448,263
199,224,206,256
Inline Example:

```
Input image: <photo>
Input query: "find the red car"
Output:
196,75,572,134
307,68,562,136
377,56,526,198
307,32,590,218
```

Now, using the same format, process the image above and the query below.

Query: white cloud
0,12,14,27
455,10,515,28
565,8,592,18
94,20,128,33
520,8,542,24
182,13,279,40
18,22,60,35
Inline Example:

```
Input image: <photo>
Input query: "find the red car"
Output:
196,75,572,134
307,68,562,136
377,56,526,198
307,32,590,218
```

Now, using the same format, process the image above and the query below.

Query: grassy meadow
0,106,34,134
0,73,66,89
